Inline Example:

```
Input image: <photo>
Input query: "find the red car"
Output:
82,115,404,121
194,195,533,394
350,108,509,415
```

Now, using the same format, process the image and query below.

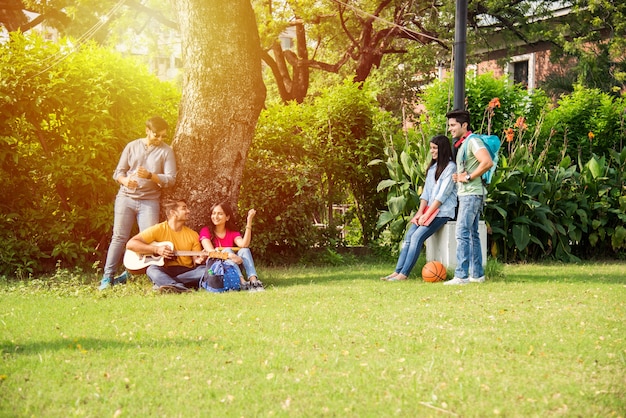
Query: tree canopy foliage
3,0,624,103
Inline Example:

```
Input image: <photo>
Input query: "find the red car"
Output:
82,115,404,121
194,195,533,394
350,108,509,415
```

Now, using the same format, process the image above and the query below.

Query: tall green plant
579,149,626,256
371,129,429,242
310,80,390,245
486,111,587,263
486,114,626,262
0,33,180,277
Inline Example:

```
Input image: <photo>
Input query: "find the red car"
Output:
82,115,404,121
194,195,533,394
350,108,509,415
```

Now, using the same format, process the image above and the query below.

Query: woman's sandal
380,274,397,281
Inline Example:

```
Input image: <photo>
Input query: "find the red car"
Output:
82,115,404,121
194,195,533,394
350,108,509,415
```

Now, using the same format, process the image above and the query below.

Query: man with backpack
444,109,493,285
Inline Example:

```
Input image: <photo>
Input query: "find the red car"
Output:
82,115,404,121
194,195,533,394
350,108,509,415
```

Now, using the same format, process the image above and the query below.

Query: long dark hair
428,135,454,181
208,201,239,237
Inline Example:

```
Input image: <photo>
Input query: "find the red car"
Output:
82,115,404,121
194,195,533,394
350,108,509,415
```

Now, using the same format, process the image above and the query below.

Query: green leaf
611,226,626,250
376,179,397,192
559,155,571,169
512,224,531,251
575,208,588,225
493,205,507,219
529,235,545,250
390,218,408,237
589,232,599,246
511,216,531,225
585,156,602,179
376,211,394,229
388,196,407,217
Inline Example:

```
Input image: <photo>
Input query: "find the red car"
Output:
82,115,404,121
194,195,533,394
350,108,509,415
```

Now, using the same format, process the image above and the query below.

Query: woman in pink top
198,202,264,291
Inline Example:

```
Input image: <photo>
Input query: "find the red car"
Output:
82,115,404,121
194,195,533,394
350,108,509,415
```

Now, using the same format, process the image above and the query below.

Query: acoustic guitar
123,241,229,273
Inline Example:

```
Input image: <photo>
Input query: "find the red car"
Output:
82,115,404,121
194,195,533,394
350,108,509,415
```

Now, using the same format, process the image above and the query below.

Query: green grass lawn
1,262,625,417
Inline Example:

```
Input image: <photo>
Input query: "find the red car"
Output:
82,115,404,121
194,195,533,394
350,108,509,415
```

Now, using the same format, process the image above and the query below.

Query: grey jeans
103,194,160,278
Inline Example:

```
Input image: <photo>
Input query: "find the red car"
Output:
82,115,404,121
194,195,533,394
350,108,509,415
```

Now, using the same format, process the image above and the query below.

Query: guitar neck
173,251,206,257
174,250,229,260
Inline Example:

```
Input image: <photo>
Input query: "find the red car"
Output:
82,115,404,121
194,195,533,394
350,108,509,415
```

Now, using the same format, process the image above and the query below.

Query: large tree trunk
171,0,266,230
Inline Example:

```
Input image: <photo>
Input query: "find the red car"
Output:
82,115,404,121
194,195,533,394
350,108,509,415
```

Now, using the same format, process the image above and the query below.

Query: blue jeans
146,264,206,290
103,194,160,278
222,247,258,279
455,195,485,279
395,217,451,276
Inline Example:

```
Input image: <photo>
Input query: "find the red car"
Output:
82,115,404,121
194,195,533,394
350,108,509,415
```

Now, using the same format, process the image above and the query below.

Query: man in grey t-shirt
99,116,177,290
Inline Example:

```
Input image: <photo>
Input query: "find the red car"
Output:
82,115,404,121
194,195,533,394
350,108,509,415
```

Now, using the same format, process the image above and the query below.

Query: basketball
422,261,447,282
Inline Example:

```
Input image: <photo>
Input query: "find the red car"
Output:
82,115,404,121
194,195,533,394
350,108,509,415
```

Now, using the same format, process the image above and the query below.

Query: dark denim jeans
146,264,206,290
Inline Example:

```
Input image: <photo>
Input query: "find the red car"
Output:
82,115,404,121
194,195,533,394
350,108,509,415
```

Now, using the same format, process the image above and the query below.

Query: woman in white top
382,135,457,281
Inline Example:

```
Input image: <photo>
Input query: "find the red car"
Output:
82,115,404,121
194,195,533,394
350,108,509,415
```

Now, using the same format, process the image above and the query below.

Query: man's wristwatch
465,174,472,181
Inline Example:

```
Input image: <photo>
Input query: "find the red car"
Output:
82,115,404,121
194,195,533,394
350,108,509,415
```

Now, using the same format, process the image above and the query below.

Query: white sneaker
444,277,470,285
469,276,485,283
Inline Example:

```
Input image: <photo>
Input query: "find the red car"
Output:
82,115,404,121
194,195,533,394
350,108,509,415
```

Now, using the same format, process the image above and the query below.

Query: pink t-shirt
198,226,241,248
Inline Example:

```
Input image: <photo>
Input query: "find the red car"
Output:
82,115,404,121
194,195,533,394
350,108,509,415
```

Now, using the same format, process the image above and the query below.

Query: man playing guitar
125,199,208,293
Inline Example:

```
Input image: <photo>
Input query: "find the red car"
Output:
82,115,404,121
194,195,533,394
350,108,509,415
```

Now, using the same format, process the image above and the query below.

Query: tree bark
171,0,266,230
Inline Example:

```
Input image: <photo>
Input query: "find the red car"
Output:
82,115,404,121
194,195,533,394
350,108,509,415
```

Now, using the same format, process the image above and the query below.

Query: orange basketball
422,261,447,282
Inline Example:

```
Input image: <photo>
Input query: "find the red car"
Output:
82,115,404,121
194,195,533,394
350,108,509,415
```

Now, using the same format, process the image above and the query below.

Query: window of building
513,60,529,86
507,53,535,90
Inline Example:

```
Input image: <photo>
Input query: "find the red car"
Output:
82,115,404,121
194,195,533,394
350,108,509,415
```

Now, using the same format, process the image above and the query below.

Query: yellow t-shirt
139,221,202,268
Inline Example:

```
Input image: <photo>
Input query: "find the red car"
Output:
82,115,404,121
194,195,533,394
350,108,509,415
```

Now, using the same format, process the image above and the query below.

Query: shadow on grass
3,261,623,296
127,267,392,292
261,262,393,289
265,260,626,287
0,336,210,356
499,261,626,284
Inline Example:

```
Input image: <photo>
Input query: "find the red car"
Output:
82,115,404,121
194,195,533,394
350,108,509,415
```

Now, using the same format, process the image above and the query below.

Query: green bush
239,100,325,263
241,81,394,262
538,85,626,168
420,72,543,138
486,151,586,262
486,145,626,262
0,33,180,277
484,83,626,262
371,129,429,242
309,80,390,245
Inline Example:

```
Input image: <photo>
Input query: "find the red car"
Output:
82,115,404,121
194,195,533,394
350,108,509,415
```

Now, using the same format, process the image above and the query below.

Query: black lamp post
453,0,468,111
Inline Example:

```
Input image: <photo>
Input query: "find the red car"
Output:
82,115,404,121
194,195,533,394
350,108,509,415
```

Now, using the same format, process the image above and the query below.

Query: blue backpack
462,134,501,185
199,258,241,293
